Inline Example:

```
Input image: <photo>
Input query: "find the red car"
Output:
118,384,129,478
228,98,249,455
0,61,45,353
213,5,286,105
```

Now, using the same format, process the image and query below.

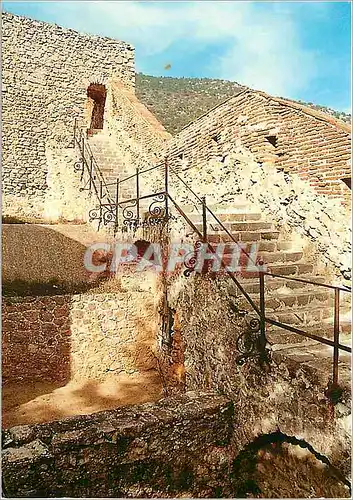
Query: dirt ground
2,370,163,428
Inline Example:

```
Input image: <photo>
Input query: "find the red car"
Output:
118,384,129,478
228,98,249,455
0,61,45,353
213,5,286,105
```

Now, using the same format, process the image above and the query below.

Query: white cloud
19,1,323,98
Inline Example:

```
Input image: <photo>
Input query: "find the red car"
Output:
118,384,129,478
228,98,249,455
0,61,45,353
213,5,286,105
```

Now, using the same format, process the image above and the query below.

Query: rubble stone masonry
165,89,351,203
2,12,134,217
2,291,158,385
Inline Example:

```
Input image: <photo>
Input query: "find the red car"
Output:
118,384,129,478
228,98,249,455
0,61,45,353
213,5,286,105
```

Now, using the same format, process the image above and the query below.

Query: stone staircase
185,209,352,350
86,130,134,200
71,135,351,358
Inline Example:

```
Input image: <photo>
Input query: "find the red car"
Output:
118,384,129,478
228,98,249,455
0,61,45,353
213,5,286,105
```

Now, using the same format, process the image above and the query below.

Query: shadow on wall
2,226,163,428
2,294,72,404
2,223,103,291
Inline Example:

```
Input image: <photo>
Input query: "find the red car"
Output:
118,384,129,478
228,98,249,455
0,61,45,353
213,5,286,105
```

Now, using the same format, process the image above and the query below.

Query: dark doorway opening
342,177,351,189
87,84,106,130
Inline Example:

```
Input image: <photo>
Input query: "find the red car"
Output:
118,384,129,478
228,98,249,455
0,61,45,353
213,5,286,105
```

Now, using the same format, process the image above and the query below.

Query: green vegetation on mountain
135,73,351,135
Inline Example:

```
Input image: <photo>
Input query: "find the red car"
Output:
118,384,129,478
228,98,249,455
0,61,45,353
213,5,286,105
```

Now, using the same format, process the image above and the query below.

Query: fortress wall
2,12,135,218
165,89,351,203
105,81,171,175
2,291,158,387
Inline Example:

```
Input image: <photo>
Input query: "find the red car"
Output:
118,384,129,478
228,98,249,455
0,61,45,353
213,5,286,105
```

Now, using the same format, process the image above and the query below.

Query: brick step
266,319,352,346
196,230,281,242
186,212,263,222
194,221,274,232
237,289,332,311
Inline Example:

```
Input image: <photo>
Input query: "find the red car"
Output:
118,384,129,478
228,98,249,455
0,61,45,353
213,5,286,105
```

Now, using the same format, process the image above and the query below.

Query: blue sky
3,1,351,112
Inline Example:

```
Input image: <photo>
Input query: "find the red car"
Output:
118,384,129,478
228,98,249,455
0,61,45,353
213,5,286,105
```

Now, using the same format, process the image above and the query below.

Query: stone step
186,212,263,222
238,289,331,311
235,275,327,294
193,230,281,242
185,235,291,253
205,254,308,271
266,319,352,346
269,306,335,326
231,262,314,279
194,221,274,232
206,245,303,264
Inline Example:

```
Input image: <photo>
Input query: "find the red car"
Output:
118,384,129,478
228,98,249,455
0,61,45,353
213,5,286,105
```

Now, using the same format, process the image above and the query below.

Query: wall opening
265,135,277,147
342,177,351,189
87,83,107,130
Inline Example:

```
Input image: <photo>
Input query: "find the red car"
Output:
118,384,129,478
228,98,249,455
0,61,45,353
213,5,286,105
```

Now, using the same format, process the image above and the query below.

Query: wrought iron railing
72,120,351,402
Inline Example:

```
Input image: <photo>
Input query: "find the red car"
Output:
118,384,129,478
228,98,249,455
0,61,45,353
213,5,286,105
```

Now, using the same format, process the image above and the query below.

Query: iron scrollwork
236,315,269,365
74,158,84,173
183,240,203,277
121,200,139,230
142,193,173,227
88,206,101,223
102,205,116,226
74,157,85,182
148,193,166,221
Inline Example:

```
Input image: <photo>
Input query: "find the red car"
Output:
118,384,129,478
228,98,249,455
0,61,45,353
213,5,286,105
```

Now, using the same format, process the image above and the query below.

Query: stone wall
163,273,351,483
2,393,234,498
165,88,351,203
2,224,91,286
2,12,134,218
2,290,159,385
106,81,171,173
165,145,351,281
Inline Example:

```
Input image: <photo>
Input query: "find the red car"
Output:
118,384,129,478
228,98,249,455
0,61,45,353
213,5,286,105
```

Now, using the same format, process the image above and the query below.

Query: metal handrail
73,119,114,204
263,272,351,292
167,192,262,317
71,119,351,398
260,271,351,399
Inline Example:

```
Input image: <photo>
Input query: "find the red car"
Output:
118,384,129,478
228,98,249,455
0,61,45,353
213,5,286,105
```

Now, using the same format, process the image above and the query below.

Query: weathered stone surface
2,392,235,498
2,289,159,387
155,145,351,281
164,88,351,202
2,12,131,219
162,273,351,484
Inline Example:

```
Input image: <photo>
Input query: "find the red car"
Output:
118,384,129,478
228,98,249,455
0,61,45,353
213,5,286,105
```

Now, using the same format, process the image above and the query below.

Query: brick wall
165,89,351,203
2,291,159,385
2,12,134,217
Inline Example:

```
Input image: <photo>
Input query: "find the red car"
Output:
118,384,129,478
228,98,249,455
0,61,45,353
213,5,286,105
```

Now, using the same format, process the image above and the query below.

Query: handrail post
89,156,93,194
258,260,267,363
136,168,140,222
201,196,207,242
164,157,169,220
81,136,85,161
73,118,77,148
114,178,119,236
333,288,340,388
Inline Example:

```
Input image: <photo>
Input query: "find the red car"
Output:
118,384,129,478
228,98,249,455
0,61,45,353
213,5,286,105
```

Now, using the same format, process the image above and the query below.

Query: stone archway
87,83,107,130
230,432,351,498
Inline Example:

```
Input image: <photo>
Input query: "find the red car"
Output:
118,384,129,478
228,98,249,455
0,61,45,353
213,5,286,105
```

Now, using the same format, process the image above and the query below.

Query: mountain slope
135,73,351,135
